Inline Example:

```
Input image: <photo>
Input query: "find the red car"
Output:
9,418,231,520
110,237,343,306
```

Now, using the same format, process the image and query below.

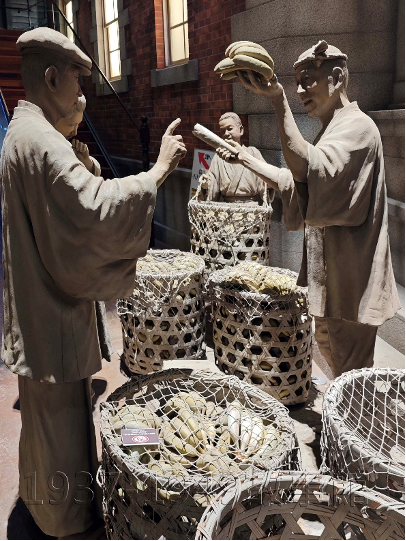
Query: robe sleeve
206,154,221,201
248,146,275,204
90,156,101,176
277,168,304,231
24,131,157,301
302,114,378,227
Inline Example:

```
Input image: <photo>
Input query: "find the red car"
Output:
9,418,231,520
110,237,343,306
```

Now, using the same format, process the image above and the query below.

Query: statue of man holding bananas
198,112,272,205
216,40,400,378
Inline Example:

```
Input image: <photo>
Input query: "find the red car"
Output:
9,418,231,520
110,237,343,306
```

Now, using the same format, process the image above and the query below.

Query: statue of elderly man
1,27,186,538
217,40,400,378
199,112,273,204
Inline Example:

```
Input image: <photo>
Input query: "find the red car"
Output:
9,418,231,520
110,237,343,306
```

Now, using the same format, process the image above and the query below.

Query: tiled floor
0,297,404,539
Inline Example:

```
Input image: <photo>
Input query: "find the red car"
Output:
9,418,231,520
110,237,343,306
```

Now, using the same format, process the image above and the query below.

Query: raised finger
164,118,181,137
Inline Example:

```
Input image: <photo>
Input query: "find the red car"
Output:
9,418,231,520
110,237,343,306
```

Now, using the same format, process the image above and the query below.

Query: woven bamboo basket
195,471,405,540
99,368,301,540
321,368,405,501
117,250,206,375
188,185,272,275
208,266,313,405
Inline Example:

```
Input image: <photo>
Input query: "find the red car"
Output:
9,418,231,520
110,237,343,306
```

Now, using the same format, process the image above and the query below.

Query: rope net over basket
117,250,206,374
208,263,313,405
99,368,301,540
321,368,405,502
188,187,272,274
195,471,405,540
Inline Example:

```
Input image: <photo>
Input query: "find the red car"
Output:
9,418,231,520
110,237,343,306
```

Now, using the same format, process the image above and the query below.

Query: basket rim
100,368,299,494
195,471,406,540
322,367,405,473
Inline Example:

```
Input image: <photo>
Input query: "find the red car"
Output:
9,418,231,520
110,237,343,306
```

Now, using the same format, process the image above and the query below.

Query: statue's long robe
207,146,273,203
1,100,157,536
1,101,156,383
276,101,399,327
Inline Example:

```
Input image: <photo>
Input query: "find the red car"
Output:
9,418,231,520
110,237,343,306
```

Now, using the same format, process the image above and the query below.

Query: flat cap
16,27,92,75
293,40,347,69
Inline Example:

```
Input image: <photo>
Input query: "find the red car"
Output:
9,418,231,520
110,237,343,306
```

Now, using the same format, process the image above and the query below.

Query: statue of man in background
198,112,273,205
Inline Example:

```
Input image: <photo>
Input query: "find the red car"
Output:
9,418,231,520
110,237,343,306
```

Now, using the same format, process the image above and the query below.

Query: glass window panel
104,0,118,24
67,26,74,43
169,0,184,27
183,0,188,23
170,25,186,63
65,1,73,23
184,23,189,59
110,50,121,78
108,22,119,52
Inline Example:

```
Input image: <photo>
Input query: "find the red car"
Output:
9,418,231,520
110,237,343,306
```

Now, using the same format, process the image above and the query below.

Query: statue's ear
45,65,58,93
332,66,344,89
240,124,244,137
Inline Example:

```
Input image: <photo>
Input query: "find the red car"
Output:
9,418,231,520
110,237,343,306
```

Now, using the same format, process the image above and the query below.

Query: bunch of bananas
214,41,274,82
110,390,282,500
222,262,298,296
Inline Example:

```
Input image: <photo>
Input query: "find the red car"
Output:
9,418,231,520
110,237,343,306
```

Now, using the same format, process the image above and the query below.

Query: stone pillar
392,0,405,108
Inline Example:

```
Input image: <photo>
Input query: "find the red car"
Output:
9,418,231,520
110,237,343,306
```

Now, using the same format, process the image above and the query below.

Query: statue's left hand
71,139,94,172
237,70,283,100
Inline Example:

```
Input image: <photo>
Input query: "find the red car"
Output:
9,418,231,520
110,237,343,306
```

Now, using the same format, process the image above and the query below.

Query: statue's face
53,64,83,120
219,118,243,143
55,110,84,139
295,62,335,120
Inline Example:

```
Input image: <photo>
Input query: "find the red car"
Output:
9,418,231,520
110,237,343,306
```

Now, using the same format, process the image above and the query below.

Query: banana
227,41,268,57
214,57,237,74
239,410,253,454
170,417,200,448
225,40,254,56
245,415,265,456
231,46,273,67
279,389,291,399
161,447,193,468
205,401,216,418
251,425,281,462
111,406,160,430
178,408,209,444
196,451,240,474
178,391,207,414
220,72,237,80
161,421,201,456
232,54,273,80
227,401,242,443
216,428,232,455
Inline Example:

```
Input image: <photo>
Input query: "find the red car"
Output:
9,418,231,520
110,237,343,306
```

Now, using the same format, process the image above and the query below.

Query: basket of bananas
188,195,272,276
208,263,313,405
99,368,300,540
214,41,274,83
117,250,206,375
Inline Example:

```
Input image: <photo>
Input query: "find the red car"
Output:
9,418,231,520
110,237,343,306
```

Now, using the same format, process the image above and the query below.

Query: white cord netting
321,368,405,502
207,263,313,405
195,471,405,540
117,250,206,374
188,195,272,275
99,368,301,540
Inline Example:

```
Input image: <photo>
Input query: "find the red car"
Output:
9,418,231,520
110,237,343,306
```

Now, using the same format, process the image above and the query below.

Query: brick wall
76,0,246,171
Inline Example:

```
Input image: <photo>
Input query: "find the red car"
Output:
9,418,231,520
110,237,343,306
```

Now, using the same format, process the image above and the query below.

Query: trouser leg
18,376,102,538
314,317,377,378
